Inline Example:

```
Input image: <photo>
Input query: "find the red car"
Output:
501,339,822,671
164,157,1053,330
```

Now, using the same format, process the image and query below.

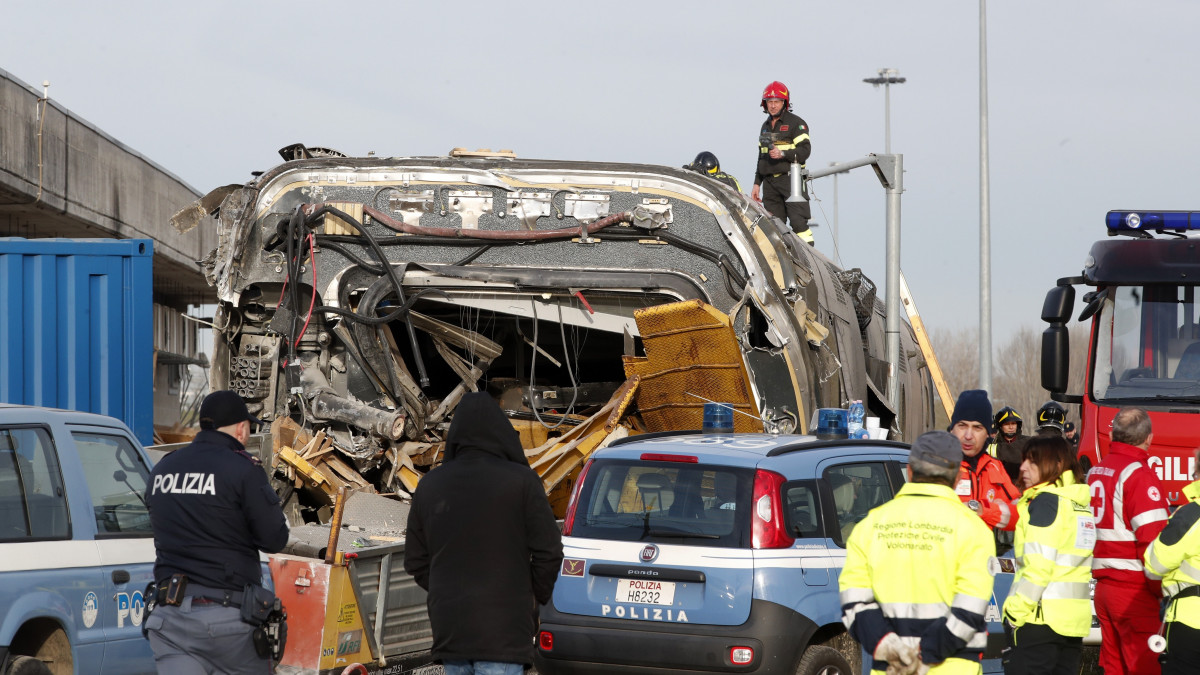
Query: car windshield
1092,284,1200,402
570,459,753,548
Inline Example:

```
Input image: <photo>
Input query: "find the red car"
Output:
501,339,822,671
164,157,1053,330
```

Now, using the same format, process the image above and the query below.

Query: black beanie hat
951,389,993,430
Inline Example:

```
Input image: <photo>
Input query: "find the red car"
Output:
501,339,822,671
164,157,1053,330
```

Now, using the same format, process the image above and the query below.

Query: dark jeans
760,173,810,233
1162,621,1200,675
1002,622,1082,675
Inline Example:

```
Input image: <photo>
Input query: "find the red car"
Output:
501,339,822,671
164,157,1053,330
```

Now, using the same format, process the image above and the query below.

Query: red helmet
761,81,791,112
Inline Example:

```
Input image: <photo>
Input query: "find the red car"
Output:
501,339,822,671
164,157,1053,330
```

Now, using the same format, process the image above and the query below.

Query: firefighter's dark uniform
710,171,742,192
683,161,742,192
144,427,289,674
1145,479,1200,675
754,111,811,236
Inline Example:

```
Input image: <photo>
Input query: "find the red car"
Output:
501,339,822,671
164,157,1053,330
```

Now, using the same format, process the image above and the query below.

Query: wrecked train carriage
196,152,935,512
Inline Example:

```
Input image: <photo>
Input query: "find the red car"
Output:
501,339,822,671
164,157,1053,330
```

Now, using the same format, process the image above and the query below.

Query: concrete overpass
0,67,215,306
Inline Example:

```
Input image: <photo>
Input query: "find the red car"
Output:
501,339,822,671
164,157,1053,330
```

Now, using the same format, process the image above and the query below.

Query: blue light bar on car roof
1106,211,1200,233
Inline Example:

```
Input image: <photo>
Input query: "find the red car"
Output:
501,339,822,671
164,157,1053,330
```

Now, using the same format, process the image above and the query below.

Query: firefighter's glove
874,633,918,675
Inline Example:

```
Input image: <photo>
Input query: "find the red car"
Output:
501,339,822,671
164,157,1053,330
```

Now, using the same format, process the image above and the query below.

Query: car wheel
794,645,852,675
7,656,53,675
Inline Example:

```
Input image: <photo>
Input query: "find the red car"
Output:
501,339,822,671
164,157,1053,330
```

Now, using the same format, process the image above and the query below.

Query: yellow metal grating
624,300,762,433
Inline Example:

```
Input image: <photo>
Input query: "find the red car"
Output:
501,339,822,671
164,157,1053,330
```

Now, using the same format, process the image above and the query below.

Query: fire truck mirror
1041,325,1071,393
1042,285,1076,325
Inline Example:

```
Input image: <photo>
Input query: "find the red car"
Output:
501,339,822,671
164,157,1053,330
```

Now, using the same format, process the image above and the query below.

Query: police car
0,405,157,674
536,431,917,675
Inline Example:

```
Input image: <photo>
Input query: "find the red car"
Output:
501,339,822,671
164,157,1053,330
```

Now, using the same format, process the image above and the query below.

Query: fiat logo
639,544,659,563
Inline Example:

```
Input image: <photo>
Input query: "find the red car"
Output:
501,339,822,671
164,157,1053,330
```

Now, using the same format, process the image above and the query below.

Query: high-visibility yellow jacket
1145,480,1200,629
840,482,994,674
1002,473,1095,637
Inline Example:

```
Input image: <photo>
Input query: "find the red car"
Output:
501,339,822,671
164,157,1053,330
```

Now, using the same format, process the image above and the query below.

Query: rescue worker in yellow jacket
1144,447,1200,675
1001,436,1094,675
841,431,994,675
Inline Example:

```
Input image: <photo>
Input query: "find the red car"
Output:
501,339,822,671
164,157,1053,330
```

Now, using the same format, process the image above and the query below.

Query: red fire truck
1042,209,1200,505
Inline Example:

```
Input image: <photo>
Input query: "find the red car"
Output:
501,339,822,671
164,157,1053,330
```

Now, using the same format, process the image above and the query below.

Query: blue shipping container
0,238,154,444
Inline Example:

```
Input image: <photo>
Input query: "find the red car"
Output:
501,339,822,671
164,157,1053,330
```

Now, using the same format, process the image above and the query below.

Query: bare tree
931,323,1091,427
992,326,1043,422
931,326,980,401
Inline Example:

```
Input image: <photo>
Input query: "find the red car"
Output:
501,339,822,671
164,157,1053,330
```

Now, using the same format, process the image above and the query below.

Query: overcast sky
5,0,1199,348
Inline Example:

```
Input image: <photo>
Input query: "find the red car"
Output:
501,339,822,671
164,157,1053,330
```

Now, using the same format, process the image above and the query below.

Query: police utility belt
144,574,288,660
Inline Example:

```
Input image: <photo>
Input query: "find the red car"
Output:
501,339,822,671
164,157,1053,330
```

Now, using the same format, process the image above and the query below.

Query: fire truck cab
1042,210,1200,505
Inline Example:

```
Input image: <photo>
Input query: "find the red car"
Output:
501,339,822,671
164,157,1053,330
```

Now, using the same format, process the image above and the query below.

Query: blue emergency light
1106,210,1200,234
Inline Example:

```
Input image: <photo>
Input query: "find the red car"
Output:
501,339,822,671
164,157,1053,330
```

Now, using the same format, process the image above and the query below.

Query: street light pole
979,0,993,394
830,162,839,253
863,68,906,153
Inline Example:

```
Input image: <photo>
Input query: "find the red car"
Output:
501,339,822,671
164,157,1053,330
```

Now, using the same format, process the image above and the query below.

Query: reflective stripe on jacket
1145,480,1200,629
840,482,994,671
956,453,1022,531
1088,442,1169,586
711,171,741,192
1003,473,1095,637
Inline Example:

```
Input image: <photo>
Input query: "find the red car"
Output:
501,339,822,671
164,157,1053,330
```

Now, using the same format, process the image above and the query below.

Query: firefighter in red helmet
751,81,813,244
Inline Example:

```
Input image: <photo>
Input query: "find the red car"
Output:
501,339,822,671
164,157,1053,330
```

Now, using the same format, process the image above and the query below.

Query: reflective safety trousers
840,482,994,671
1146,480,1200,630
1003,476,1095,637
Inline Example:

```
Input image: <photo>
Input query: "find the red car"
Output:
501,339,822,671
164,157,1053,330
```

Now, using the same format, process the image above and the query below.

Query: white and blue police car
0,405,158,674
536,430,926,675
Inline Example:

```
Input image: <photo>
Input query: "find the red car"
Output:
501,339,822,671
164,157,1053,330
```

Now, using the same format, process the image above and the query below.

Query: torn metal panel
202,152,936,526
203,186,258,303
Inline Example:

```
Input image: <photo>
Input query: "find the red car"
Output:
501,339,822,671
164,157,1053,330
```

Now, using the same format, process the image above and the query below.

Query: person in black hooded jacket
404,392,564,675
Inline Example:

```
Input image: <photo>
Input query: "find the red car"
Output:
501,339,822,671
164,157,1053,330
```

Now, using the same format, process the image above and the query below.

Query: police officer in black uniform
751,80,814,245
144,390,289,674
684,151,742,192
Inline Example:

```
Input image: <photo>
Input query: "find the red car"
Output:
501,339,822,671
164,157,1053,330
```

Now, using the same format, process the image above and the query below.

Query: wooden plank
306,443,337,462
323,455,371,489
277,447,334,493
299,430,327,459
271,418,309,468
396,465,422,493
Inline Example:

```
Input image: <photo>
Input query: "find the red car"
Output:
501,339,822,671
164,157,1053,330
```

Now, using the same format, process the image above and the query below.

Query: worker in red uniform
1088,406,1171,675
750,81,813,245
949,390,1022,536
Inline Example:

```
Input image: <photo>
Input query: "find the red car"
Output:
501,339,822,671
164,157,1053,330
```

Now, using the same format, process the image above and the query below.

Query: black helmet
994,406,1023,436
690,151,720,175
1036,401,1067,432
